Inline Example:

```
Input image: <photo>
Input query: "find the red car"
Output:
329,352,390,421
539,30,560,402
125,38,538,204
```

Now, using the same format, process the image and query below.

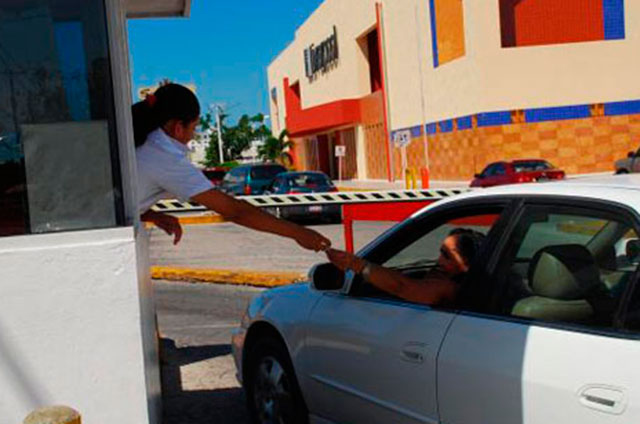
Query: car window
481,164,496,177
289,174,332,188
513,161,552,173
352,206,506,305
493,206,638,330
494,164,507,176
251,165,286,180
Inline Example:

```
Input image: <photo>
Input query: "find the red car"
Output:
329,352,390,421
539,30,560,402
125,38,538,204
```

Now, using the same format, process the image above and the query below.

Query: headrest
528,244,600,300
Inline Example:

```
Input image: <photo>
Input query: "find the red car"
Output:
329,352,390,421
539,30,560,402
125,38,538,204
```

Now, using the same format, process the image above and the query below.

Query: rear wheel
616,169,630,175
245,337,308,424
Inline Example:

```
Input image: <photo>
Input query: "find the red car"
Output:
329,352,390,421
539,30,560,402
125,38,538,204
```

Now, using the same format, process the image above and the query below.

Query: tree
258,129,294,167
201,112,271,167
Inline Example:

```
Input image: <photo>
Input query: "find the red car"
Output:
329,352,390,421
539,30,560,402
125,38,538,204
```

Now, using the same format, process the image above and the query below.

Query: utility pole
214,104,224,164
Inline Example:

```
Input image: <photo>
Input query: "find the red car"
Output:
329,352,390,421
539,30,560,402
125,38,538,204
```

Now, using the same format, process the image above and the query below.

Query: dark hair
449,228,486,265
132,83,201,147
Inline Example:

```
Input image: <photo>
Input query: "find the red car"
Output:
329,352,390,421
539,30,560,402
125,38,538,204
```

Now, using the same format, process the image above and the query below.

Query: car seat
511,244,600,323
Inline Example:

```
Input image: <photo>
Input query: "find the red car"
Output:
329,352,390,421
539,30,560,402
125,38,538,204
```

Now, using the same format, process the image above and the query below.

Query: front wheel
616,169,630,175
245,337,308,424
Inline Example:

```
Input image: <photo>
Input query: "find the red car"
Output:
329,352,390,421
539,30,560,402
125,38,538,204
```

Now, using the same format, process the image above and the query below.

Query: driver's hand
326,249,365,273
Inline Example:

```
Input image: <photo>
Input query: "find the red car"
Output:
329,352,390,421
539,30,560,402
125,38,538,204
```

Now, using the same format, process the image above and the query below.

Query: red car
470,159,565,188
202,166,230,187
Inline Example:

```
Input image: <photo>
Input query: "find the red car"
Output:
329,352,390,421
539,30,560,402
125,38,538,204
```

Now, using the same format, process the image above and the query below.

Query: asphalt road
156,280,263,424
150,221,396,273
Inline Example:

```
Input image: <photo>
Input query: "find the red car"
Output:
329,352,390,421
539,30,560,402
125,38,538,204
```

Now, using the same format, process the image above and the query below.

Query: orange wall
435,0,466,65
513,0,604,47
418,114,640,181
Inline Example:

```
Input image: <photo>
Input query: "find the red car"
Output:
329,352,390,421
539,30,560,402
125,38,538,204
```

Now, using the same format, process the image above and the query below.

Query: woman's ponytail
132,98,161,147
132,83,201,147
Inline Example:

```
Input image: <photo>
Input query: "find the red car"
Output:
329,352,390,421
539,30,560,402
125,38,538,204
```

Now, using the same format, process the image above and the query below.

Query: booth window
429,0,466,67
500,0,625,48
0,0,123,237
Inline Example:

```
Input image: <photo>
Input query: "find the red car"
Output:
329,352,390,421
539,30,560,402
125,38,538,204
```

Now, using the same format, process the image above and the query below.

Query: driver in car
326,229,485,306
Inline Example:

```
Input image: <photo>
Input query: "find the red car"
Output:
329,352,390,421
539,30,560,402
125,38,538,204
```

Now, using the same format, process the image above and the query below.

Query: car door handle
578,385,627,415
400,342,427,364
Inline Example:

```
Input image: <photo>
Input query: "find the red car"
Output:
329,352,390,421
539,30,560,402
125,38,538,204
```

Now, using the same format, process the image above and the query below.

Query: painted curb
176,214,227,225
151,266,306,288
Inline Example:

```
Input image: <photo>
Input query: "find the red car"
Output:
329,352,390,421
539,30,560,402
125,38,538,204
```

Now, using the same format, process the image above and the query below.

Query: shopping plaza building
268,0,637,181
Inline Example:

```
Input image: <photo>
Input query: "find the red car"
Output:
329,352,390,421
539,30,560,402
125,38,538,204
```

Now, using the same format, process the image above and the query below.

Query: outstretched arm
326,249,455,305
192,188,331,252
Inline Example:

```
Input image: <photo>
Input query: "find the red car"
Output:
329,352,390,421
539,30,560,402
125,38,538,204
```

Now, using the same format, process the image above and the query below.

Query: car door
438,199,640,424
493,163,509,186
299,202,511,424
477,164,497,187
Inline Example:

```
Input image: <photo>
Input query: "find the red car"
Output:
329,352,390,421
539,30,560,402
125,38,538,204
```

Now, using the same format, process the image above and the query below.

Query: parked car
263,171,341,222
470,159,565,188
233,175,640,424
219,163,287,196
615,147,640,174
202,166,229,187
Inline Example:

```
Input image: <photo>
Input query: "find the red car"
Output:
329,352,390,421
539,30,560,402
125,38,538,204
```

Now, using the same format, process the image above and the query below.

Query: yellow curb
177,215,227,225
145,214,227,229
151,266,306,288
336,187,375,192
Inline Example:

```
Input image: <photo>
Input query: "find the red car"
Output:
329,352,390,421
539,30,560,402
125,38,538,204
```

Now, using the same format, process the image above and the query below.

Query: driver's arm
326,249,456,305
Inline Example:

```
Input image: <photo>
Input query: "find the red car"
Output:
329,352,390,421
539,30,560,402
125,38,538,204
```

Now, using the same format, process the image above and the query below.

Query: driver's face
437,235,469,276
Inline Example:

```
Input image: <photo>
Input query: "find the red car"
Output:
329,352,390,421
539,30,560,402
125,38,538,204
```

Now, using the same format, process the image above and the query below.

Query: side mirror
628,151,635,158
309,262,345,291
474,173,482,179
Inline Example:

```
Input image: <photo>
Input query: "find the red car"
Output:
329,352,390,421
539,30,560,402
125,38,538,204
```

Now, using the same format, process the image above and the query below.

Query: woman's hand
326,248,366,273
293,227,331,252
141,210,183,245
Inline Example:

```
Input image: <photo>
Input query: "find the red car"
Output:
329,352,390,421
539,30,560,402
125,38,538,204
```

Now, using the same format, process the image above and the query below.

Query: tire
245,337,309,424
616,169,629,175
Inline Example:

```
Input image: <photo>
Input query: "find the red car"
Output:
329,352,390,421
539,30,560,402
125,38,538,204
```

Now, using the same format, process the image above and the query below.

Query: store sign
393,130,412,148
304,26,339,80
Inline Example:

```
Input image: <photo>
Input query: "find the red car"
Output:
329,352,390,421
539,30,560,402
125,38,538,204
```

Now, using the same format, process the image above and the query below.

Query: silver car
615,147,640,174
233,175,640,424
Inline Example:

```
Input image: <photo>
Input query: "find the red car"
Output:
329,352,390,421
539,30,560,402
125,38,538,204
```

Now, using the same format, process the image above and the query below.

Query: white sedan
232,175,640,424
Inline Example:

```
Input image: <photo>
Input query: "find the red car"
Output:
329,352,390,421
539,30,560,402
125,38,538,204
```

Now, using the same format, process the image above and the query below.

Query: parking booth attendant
134,83,331,252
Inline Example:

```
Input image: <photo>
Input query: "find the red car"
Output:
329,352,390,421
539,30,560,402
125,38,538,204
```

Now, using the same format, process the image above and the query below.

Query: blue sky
128,1,324,125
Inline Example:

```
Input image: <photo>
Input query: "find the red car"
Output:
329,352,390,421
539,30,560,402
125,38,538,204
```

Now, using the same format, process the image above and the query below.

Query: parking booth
0,1,191,422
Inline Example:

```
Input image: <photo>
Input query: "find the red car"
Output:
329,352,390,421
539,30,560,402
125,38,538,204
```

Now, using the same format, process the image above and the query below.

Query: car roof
281,171,328,177
425,173,640,215
236,163,286,169
511,158,549,163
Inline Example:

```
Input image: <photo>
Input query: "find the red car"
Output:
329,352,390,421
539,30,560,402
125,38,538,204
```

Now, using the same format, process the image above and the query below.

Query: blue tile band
605,100,640,116
525,105,591,122
457,116,473,130
477,111,512,127
603,0,625,40
438,120,453,133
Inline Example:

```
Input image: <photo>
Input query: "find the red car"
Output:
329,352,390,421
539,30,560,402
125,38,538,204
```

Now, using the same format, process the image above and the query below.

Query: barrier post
24,406,81,424
343,204,355,253
421,167,430,189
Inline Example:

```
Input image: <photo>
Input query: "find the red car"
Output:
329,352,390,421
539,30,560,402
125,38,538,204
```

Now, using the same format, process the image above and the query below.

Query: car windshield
250,166,286,180
288,174,332,188
513,161,553,172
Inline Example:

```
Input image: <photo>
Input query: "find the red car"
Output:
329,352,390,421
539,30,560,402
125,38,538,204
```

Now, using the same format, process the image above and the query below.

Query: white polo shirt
136,128,213,213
